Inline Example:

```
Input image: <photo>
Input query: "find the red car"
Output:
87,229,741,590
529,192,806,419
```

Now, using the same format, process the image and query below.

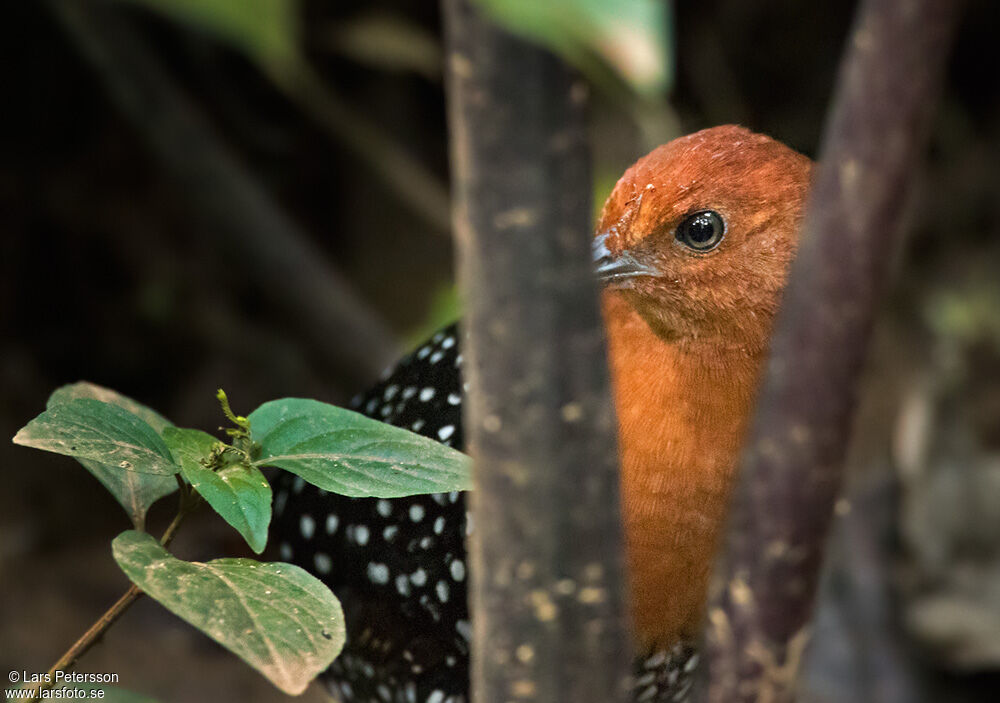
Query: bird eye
675,210,725,251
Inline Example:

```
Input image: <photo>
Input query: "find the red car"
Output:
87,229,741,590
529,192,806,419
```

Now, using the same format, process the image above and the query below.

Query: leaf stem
160,505,186,549
25,477,197,701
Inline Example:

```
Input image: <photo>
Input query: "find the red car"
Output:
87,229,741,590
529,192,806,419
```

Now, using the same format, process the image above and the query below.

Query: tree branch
443,1,632,702
698,0,966,701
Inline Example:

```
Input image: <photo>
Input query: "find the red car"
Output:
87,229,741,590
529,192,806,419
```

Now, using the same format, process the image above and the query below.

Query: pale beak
592,233,660,284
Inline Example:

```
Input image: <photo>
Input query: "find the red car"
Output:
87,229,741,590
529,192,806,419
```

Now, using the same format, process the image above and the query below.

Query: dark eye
675,210,725,251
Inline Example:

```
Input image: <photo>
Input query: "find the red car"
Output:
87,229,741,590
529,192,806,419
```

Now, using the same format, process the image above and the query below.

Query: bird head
594,125,813,352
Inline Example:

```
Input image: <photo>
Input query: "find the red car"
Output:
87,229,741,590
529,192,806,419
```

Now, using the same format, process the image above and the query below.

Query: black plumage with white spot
271,324,698,703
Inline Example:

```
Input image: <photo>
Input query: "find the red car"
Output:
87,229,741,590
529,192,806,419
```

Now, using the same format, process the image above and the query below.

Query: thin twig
25,479,196,701
161,475,194,549
25,585,145,702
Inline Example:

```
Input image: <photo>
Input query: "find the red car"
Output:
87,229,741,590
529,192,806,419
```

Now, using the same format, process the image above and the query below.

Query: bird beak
592,233,660,284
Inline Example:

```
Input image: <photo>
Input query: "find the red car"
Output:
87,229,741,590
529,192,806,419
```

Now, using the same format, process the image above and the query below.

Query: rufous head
594,125,813,351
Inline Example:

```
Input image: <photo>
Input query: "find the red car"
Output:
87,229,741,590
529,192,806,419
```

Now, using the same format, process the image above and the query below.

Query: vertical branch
799,467,932,703
700,0,965,701
443,2,632,703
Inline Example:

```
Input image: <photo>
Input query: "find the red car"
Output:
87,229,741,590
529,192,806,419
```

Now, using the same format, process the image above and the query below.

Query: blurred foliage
109,0,677,240
114,0,300,66
321,11,443,81
925,271,1000,347
472,0,673,97
592,169,623,223
405,284,462,348
119,0,674,117
114,0,673,111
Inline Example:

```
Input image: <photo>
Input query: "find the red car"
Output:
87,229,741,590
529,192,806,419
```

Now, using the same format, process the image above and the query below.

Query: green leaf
13,397,178,476
161,426,220,467
471,0,672,97
114,0,300,66
43,382,178,529
48,381,172,432
163,427,272,554
248,398,472,498
112,531,344,695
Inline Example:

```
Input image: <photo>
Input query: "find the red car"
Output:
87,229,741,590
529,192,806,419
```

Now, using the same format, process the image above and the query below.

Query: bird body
273,125,813,702
598,127,811,649
605,292,764,650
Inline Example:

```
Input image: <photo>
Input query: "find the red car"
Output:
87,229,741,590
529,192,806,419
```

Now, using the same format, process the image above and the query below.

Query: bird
271,125,814,703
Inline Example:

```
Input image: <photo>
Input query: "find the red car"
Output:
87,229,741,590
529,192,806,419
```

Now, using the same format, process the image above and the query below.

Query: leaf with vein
112,531,344,695
248,398,471,497
42,382,178,529
14,397,178,475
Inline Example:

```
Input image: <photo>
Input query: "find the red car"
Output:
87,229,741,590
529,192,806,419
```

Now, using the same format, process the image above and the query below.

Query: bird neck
602,292,768,650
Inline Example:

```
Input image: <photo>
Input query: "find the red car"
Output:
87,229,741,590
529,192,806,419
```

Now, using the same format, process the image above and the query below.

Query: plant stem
25,585,144,701
160,505,187,549
25,481,196,701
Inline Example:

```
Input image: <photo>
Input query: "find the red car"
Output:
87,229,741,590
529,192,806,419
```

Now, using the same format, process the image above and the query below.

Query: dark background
2,1,998,701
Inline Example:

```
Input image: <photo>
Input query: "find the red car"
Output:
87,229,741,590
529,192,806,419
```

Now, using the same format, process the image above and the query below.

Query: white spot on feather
299,515,315,539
